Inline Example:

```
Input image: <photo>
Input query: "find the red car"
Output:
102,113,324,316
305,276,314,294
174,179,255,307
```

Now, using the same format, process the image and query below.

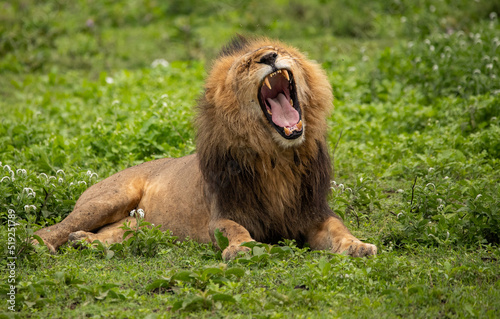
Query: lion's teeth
283,70,290,81
290,99,293,106
297,120,303,130
264,77,272,90
284,127,291,136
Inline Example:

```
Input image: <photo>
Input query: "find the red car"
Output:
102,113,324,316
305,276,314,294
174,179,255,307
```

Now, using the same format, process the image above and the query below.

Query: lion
34,36,377,260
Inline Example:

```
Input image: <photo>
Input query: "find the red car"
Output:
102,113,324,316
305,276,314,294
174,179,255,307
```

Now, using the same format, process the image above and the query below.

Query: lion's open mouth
258,69,303,140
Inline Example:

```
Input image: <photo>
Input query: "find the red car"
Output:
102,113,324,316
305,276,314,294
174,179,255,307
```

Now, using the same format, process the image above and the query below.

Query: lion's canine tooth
264,77,272,90
283,70,290,81
284,127,291,136
290,99,293,106
297,120,303,130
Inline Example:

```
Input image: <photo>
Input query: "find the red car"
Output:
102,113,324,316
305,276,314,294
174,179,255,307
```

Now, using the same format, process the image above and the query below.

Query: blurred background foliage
1,0,499,74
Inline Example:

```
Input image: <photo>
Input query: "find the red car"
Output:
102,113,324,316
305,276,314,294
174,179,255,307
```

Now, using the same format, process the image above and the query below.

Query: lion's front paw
222,245,251,260
334,238,377,257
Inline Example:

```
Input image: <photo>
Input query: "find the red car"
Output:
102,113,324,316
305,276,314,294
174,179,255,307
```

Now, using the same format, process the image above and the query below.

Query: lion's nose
259,52,278,66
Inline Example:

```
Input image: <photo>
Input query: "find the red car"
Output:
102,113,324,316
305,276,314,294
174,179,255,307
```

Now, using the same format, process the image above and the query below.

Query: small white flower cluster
151,59,169,68
86,170,98,179
130,208,145,219
24,205,36,212
2,165,15,182
330,180,352,194
23,188,36,198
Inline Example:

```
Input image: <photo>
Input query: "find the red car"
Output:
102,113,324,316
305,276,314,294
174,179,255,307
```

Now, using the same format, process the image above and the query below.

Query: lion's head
197,36,333,150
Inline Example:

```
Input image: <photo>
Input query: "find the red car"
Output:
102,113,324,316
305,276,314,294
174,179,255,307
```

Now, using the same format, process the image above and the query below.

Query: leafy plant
388,172,500,247
329,176,381,225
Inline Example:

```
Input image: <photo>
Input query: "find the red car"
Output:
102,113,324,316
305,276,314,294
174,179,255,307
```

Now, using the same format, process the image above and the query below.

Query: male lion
35,36,377,259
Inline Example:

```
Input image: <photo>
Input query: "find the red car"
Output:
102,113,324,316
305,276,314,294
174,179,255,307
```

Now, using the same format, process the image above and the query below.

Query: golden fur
34,37,377,259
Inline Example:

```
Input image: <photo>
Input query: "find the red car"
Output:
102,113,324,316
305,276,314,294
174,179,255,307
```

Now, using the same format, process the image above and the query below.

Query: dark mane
218,34,250,57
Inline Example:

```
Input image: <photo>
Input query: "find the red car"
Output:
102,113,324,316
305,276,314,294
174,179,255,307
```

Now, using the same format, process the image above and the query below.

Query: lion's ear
219,34,250,57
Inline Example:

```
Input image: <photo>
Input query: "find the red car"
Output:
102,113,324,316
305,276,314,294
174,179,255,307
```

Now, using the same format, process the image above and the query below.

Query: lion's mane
196,36,335,245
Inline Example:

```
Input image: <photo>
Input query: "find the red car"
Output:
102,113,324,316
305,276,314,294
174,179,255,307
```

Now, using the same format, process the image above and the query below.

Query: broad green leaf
214,228,229,251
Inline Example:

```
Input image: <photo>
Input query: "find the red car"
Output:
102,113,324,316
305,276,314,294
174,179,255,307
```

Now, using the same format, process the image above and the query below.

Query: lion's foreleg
209,219,255,260
307,216,377,257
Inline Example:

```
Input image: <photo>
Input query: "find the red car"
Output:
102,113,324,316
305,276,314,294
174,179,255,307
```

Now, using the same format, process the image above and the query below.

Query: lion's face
227,45,308,147
202,38,332,150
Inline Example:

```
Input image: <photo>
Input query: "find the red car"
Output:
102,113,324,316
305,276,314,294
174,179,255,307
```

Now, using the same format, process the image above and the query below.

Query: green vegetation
1,0,499,317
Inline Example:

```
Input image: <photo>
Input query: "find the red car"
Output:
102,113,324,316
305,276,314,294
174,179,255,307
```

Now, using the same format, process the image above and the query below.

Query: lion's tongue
266,93,299,128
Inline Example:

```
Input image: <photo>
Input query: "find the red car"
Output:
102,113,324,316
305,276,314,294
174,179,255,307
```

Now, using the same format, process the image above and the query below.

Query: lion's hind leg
68,217,136,247
34,165,149,253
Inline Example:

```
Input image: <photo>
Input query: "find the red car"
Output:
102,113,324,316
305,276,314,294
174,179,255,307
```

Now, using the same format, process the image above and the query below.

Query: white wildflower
486,63,493,70
56,169,65,175
39,173,48,180
428,167,434,172
397,189,404,193
444,176,449,180
1,176,10,182
105,77,114,84
58,177,64,184
24,205,36,212
151,59,169,68
130,209,136,217
137,208,145,218
348,66,356,72
476,194,482,200
432,64,439,71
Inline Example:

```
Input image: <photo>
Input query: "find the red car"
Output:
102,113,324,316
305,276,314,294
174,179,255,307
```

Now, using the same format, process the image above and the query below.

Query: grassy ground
1,1,500,318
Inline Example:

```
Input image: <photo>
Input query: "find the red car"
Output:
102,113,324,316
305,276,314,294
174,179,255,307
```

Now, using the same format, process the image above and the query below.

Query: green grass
1,0,500,318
